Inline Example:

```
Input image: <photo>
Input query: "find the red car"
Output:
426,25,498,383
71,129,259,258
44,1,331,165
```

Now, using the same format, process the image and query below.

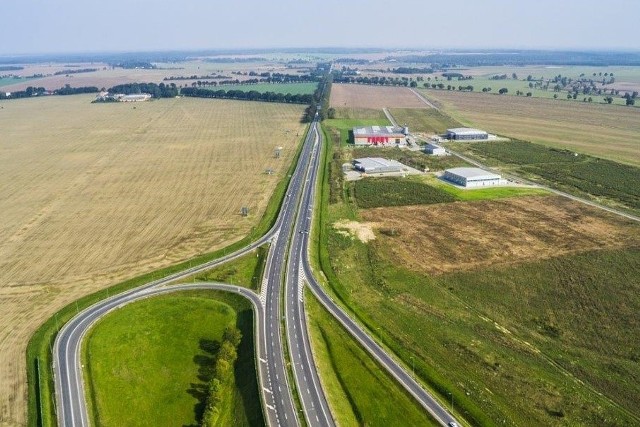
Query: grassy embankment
306,292,438,427
314,112,640,425
26,121,309,427
190,246,268,291
84,291,263,426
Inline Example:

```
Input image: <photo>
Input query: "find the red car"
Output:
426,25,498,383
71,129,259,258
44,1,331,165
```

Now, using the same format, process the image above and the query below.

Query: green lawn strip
423,175,550,201
83,290,263,427
190,245,268,291
388,108,463,134
203,83,317,95
306,291,438,427
26,123,308,427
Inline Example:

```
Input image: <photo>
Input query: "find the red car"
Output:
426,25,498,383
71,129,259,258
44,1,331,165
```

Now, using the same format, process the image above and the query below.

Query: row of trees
201,327,242,426
108,82,179,98
181,87,314,104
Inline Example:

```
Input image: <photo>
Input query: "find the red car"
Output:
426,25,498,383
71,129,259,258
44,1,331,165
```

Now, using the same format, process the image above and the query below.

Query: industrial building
424,143,447,156
352,157,404,174
446,127,488,141
443,167,503,187
352,125,408,146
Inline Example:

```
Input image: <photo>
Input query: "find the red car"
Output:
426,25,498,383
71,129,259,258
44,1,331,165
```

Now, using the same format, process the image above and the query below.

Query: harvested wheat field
0,95,305,425
360,195,640,275
330,83,428,110
421,89,640,166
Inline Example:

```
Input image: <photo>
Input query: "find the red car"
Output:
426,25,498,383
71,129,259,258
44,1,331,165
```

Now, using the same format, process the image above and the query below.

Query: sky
1,0,639,55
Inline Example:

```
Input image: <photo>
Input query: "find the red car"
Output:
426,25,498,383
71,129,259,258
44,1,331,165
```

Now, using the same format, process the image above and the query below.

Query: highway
54,115,460,427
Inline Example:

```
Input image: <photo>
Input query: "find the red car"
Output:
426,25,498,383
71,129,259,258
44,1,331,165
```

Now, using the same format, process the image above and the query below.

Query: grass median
83,290,263,426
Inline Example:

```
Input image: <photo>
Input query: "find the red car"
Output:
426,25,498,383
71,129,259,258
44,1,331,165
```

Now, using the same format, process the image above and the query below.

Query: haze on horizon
1,0,639,55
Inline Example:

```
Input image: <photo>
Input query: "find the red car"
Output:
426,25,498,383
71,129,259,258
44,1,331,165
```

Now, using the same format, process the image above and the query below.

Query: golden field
0,95,305,425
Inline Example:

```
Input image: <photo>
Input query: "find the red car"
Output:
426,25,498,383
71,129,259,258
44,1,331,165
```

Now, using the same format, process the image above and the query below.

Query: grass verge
26,123,309,427
190,246,268,291
306,291,438,426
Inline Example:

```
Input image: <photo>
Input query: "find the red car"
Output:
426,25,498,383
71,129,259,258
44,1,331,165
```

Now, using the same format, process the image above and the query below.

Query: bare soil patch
0,95,305,425
333,220,377,243
360,195,640,275
330,84,428,110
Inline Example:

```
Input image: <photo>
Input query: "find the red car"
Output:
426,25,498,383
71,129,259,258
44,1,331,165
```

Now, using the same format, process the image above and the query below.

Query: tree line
201,326,242,427
0,85,98,99
108,82,179,98
180,87,314,104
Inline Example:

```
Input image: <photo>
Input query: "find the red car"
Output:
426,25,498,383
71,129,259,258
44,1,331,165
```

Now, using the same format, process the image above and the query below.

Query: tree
553,94,558,99
498,88,508,94
526,92,532,97
626,97,635,106
605,96,613,104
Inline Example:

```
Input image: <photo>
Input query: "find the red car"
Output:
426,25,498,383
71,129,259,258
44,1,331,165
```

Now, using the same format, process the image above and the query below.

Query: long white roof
446,127,487,135
445,167,501,180
353,126,405,136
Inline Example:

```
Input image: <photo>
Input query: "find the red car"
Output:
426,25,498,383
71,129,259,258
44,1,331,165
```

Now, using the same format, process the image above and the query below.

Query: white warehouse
443,167,503,187
446,127,488,141
424,143,447,156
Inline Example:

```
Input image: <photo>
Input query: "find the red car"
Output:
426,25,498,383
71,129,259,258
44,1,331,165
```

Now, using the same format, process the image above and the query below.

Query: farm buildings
353,157,403,174
353,125,408,146
446,127,488,141
443,167,503,187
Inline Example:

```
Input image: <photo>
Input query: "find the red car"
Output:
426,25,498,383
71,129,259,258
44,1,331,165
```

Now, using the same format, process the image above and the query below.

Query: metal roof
353,126,405,136
353,157,403,170
446,127,487,135
445,167,501,180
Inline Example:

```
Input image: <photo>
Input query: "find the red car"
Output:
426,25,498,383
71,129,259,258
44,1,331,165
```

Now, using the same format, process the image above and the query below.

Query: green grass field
0,76,29,87
423,175,550,201
192,246,267,290
205,82,317,95
84,290,263,427
306,292,438,427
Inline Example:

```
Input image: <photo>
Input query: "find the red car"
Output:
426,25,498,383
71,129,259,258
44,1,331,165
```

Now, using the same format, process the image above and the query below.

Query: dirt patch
360,195,640,275
330,84,428,110
334,220,377,243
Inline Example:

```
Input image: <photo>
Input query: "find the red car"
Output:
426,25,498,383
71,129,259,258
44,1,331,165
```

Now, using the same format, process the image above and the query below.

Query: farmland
330,84,428,109
388,108,462,134
449,139,640,213
421,89,640,166
352,177,456,209
317,101,640,425
0,95,305,425
84,290,262,426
